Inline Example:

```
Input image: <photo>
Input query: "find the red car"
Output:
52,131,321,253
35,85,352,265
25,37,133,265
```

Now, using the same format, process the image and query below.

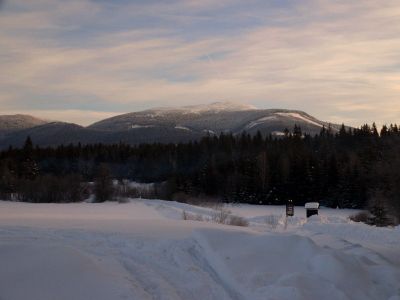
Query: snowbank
0,200,399,300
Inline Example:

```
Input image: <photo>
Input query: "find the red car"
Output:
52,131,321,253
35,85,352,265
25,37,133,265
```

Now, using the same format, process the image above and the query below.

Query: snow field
0,200,399,300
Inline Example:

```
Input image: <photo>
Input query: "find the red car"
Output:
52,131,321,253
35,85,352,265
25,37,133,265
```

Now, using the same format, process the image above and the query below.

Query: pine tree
19,136,39,180
371,122,379,137
293,124,302,138
94,164,114,202
380,125,388,136
339,124,346,137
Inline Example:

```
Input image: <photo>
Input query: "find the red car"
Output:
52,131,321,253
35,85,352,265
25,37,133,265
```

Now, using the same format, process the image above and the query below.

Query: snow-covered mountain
0,114,49,136
150,102,257,114
0,102,342,148
88,101,339,135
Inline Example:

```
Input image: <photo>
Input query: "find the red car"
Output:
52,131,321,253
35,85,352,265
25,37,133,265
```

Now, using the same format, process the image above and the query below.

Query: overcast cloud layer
1,0,399,126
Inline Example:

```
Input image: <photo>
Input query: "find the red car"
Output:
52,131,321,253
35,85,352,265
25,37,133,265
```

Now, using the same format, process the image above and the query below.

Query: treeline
0,123,399,222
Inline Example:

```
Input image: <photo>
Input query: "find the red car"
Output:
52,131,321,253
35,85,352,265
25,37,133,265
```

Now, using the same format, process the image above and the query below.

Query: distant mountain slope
0,114,49,136
88,102,258,132
0,122,204,148
0,122,96,148
88,102,340,136
0,102,342,148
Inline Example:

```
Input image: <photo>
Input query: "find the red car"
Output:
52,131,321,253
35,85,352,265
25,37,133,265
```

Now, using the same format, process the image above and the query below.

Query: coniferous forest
1,123,400,220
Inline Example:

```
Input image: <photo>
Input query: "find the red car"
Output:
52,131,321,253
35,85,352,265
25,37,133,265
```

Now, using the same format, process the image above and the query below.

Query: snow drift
0,200,399,300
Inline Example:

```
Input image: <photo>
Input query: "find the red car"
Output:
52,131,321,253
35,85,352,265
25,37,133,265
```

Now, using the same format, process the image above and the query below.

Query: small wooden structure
305,202,319,218
286,199,294,216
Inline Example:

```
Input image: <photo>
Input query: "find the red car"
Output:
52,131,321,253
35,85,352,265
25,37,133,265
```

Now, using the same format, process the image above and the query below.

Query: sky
1,0,399,126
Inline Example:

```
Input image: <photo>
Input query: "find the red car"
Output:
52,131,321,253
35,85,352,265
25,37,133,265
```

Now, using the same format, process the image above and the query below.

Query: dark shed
305,202,319,218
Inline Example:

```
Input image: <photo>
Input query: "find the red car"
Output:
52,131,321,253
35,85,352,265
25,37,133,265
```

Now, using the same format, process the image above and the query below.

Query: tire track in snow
187,240,246,300
111,237,241,300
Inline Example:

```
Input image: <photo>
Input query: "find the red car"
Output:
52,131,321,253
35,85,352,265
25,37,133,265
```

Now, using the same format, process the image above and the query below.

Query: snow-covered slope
275,112,323,128
155,102,257,114
0,114,49,135
0,200,399,300
88,101,340,135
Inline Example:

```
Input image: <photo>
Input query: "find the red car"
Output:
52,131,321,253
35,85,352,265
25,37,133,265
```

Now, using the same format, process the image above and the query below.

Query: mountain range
0,102,342,148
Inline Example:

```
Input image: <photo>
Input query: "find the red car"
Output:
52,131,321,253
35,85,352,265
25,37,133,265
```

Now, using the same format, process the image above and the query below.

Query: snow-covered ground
0,200,399,300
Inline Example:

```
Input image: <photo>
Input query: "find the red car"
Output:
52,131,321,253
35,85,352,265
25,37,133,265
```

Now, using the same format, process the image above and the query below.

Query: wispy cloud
0,0,400,126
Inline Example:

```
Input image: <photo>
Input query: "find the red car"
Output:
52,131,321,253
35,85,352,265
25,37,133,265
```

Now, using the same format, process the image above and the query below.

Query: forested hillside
1,123,399,220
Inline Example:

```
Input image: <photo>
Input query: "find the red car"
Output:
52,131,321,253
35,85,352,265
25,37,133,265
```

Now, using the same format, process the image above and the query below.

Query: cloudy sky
1,0,399,126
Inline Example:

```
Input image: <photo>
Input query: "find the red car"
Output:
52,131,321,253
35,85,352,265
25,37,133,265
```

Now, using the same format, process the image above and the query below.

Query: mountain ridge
0,114,49,135
0,102,342,148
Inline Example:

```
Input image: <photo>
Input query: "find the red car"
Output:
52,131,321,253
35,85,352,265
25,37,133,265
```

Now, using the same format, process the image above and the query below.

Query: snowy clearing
0,200,399,300
174,125,191,131
130,124,156,129
244,116,278,130
275,112,324,128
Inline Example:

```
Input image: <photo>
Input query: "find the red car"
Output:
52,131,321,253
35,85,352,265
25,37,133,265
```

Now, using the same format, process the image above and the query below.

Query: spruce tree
94,164,114,202
19,136,39,180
